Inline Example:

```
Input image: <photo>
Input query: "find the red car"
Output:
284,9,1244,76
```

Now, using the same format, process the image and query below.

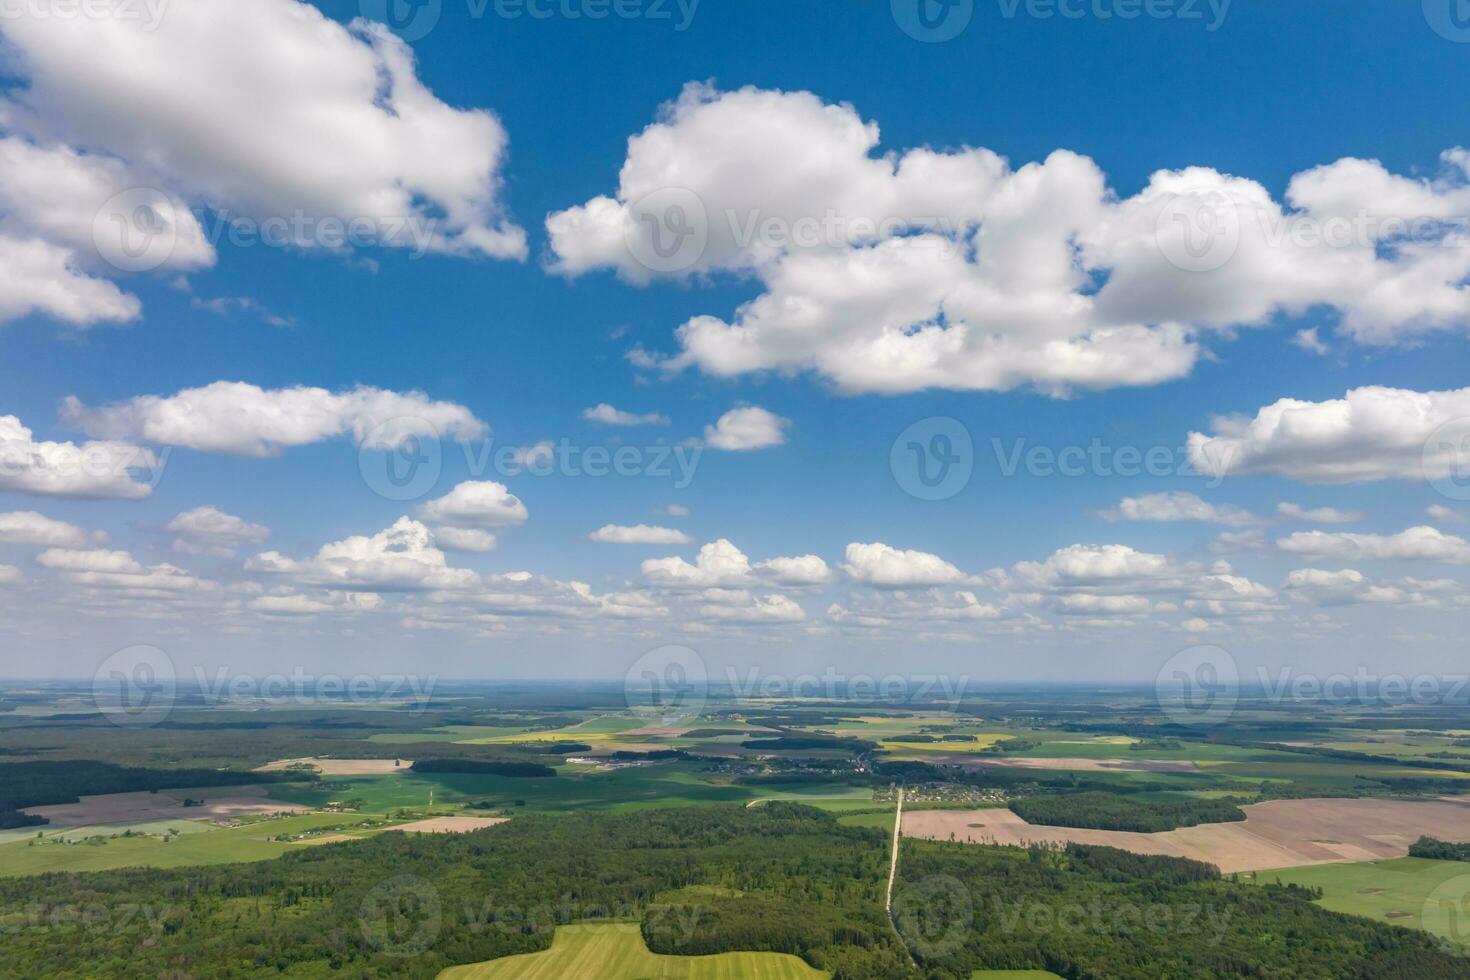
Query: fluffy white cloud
1188,385,1470,484
418,481,528,528
0,564,19,585
431,527,497,553
1100,492,1257,527
582,404,669,426
248,591,381,616
549,85,1470,395
61,381,487,457
36,547,214,593
0,511,96,547
662,503,691,517
640,538,824,590
459,572,665,622
0,0,524,321
699,593,805,624
1276,526,1470,564
841,542,968,588
755,554,832,586
702,406,789,451
0,415,157,498
642,538,752,588
1429,504,1466,523
0,234,137,327
167,505,269,557
1277,502,1364,524
829,589,1007,631
1281,567,1447,607
248,593,335,616
996,544,1174,591
248,517,478,591
0,136,214,328
589,524,691,545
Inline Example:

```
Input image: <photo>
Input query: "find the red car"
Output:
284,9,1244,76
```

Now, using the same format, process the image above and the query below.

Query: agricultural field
1248,857,1470,948
0,811,401,876
438,923,828,979
8,682,1470,974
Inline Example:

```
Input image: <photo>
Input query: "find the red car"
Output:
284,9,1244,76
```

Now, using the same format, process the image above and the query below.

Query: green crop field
1250,857,1470,947
437,922,829,979
0,813,394,877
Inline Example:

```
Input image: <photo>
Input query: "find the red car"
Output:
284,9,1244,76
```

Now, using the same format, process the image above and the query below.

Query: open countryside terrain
1249,857,1470,948
8,684,1470,975
438,923,829,979
903,796,1470,873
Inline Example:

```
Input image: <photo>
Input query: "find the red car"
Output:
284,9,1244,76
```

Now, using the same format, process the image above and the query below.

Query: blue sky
2,0,1470,684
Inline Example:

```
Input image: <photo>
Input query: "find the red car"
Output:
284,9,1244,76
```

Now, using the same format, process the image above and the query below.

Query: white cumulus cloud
61,381,486,457
841,542,968,588
589,524,692,545
702,406,789,451
0,511,96,547
548,84,1470,396
0,415,157,498
1276,526,1470,565
1100,492,1258,527
417,481,528,528
582,404,669,426
1188,385,1470,484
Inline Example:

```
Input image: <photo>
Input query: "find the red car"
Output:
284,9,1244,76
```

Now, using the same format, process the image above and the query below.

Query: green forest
4,803,1469,979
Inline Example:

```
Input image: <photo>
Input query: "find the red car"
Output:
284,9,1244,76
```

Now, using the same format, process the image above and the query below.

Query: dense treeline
895,840,1470,979
0,760,300,827
0,803,909,979
1009,791,1246,832
410,759,556,778
1409,836,1470,861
